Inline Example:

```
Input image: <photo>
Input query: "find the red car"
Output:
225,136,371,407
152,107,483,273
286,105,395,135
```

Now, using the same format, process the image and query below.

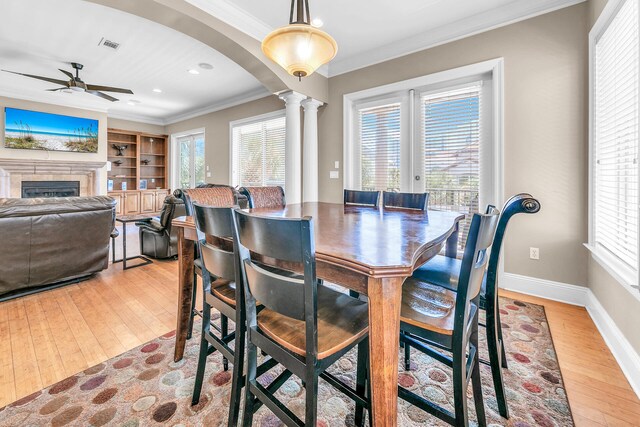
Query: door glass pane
194,136,205,187
179,138,191,189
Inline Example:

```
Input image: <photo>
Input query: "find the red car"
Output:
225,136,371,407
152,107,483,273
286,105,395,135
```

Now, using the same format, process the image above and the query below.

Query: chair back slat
344,189,380,207
234,211,306,263
454,208,500,336
383,192,429,210
240,186,286,209
193,203,237,282
244,260,306,320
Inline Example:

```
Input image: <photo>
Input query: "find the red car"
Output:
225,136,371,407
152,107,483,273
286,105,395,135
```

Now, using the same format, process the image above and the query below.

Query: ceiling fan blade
87,90,118,102
46,87,65,91
58,68,74,79
86,84,133,94
1,70,68,86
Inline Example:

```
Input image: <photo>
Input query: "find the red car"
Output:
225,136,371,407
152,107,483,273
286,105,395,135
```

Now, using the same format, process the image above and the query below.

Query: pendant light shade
262,0,337,79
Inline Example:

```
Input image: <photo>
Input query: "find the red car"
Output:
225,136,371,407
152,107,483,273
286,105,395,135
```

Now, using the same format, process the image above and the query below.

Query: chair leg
496,307,508,370
404,335,411,371
187,275,198,340
241,341,258,427
304,369,319,427
355,338,368,427
191,303,211,406
487,308,509,418
221,315,229,371
452,351,469,427
471,323,487,427
227,313,245,427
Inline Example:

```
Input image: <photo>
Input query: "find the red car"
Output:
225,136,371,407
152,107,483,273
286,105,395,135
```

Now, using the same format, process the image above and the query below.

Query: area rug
0,297,573,426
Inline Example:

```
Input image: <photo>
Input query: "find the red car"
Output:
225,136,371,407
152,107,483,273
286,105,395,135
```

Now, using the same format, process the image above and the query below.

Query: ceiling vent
98,37,120,50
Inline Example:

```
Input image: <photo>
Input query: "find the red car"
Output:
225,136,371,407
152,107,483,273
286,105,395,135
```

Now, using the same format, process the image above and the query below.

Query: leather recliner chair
136,196,186,259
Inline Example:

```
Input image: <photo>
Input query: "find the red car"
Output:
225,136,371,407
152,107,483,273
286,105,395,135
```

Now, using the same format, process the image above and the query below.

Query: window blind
232,115,286,188
358,102,402,191
594,0,639,270
421,84,481,214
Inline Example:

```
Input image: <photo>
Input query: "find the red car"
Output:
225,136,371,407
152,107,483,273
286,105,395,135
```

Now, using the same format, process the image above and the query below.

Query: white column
302,98,323,202
279,91,306,204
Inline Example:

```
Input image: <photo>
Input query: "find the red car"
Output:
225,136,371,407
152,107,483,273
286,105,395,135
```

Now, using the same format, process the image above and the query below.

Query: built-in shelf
140,153,165,156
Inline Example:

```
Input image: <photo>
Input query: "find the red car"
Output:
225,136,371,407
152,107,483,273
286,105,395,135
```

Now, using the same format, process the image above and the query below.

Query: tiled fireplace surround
0,159,105,198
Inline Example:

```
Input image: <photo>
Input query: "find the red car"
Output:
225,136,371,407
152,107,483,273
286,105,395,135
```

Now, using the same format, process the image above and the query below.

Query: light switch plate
330,170,339,179
334,161,340,169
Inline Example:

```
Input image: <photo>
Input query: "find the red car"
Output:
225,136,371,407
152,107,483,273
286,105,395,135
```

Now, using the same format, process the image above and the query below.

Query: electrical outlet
530,247,540,260
206,172,211,177
329,170,339,179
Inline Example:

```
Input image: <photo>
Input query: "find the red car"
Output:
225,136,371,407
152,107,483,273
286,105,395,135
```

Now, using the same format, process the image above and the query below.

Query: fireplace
21,181,81,198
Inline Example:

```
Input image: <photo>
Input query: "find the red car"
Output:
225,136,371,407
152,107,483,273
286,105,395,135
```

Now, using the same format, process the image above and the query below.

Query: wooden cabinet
124,192,140,214
108,189,171,216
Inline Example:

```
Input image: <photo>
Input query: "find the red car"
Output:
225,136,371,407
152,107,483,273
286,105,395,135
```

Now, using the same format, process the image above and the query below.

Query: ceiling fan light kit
262,0,337,80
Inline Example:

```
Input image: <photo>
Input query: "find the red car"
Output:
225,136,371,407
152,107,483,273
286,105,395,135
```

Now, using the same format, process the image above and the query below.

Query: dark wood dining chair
239,186,286,209
190,204,291,427
391,209,500,427
383,191,429,210
179,187,237,342
344,189,381,207
406,193,540,418
233,209,372,427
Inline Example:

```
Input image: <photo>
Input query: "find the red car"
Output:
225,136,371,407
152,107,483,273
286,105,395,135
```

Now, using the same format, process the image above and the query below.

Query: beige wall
319,4,590,286
0,96,109,193
107,117,166,135
585,0,640,356
165,95,284,185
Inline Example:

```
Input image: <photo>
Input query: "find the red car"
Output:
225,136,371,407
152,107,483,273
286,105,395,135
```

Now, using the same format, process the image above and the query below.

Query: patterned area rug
0,297,573,426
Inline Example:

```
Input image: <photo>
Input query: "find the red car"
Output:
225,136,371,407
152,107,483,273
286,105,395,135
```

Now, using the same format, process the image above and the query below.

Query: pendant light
262,0,338,80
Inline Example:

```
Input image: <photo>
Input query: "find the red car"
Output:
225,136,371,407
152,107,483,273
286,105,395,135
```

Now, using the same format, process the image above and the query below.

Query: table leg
445,221,459,258
174,227,195,362
367,276,404,427
122,223,127,269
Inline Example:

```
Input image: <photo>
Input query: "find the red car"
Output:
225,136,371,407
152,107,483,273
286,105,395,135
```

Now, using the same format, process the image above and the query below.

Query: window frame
587,0,640,296
343,59,504,210
229,109,286,188
169,127,206,190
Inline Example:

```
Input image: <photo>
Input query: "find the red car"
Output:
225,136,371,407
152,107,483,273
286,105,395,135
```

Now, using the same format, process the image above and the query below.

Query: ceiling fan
1,62,133,102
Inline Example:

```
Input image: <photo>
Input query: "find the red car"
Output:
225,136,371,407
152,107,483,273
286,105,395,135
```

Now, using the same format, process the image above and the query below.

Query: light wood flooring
0,263,638,426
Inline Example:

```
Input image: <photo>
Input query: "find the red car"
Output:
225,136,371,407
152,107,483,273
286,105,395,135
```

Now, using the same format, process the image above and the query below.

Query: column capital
302,98,324,112
278,90,307,105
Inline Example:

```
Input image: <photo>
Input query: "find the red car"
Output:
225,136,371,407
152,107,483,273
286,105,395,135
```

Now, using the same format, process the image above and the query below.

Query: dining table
171,202,464,426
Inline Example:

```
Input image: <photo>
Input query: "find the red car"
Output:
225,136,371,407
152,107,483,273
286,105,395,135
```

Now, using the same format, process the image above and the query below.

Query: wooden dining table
172,202,464,426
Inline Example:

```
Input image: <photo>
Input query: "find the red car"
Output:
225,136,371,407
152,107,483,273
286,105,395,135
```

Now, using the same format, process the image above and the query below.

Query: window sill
584,243,640,301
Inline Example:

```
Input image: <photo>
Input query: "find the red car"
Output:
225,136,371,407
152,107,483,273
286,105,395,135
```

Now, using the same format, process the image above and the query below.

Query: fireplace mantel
0,159,106,198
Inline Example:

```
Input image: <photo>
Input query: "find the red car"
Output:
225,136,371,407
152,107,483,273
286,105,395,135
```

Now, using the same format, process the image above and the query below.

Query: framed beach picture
139,179,148,190
4,107,99,153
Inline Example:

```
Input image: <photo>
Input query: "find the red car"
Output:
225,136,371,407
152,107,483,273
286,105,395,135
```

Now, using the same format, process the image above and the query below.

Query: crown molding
0,88,109,114
326,0,586,77
163,87,272,125
106,112,166,126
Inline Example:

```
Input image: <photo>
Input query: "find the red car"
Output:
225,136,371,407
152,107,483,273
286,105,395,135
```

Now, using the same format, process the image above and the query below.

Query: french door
173,131,205,189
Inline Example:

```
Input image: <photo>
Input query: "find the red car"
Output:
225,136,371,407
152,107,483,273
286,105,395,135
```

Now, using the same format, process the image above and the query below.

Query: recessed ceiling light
198,62,213,70
127,99,141,106
311,18,323,28
152,88,162,93
188,69,200,75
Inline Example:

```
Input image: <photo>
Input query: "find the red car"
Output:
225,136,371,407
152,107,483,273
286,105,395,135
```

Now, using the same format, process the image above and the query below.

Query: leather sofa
0,196,116,300
136,196,186,259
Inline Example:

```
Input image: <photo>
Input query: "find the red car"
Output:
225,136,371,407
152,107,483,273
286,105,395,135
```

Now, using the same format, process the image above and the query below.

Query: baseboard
500,272,640,399
585,291,640,398
501,273,589,306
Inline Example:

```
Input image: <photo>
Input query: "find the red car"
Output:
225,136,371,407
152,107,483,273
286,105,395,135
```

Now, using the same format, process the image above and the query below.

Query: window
589,0,639,288
172,131,205,189
231,112,286,189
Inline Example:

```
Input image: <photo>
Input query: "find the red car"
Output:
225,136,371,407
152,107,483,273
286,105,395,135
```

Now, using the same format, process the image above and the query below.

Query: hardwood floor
0,264,638,426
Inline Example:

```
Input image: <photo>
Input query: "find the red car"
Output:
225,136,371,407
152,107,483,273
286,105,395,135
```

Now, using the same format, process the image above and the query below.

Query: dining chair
190,203,292,427
382,191,429,210
233,208,372,427
344,189,381,207
239,186,286,209
406,193,540,418
390,209,500,427
178,187,238,341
